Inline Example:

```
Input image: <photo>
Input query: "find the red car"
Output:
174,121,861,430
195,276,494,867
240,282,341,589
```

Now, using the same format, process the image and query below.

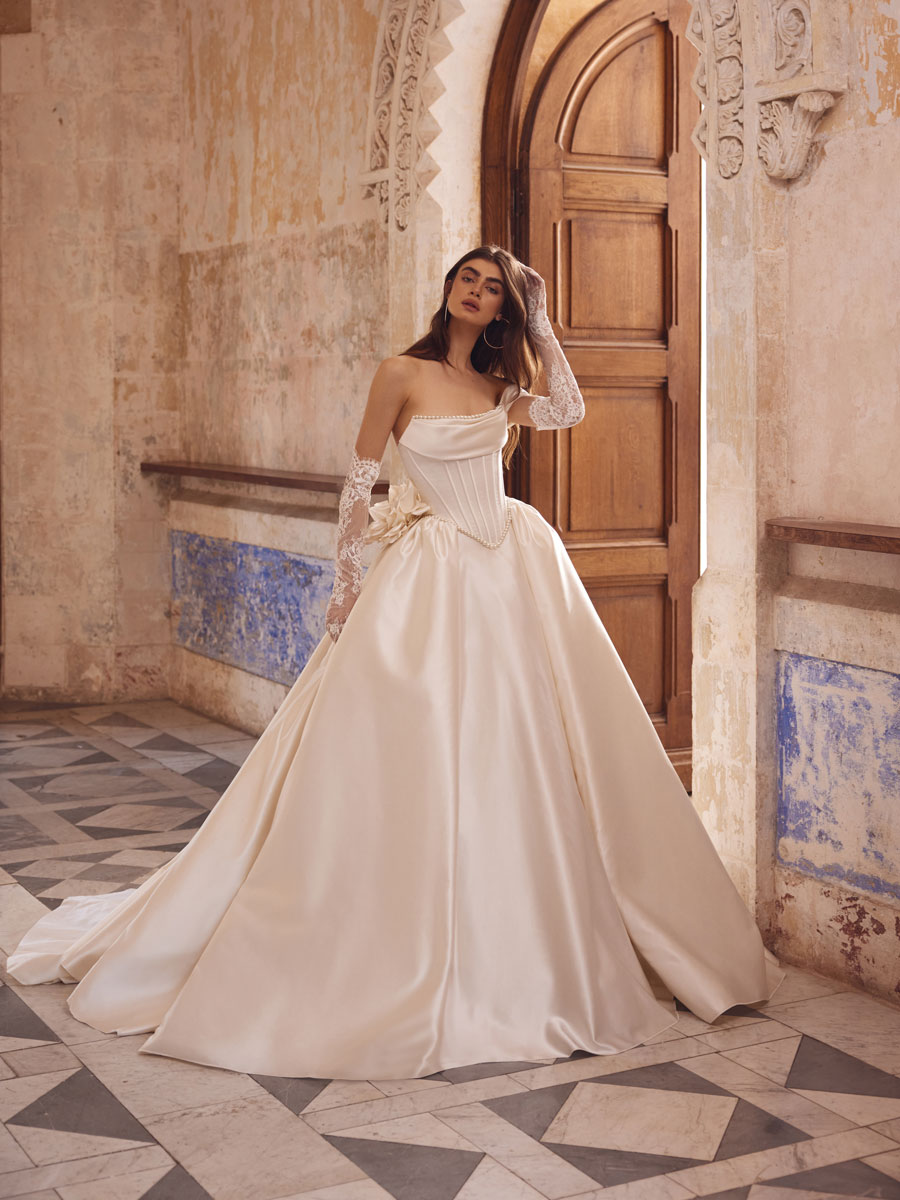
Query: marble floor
0,702,899,1200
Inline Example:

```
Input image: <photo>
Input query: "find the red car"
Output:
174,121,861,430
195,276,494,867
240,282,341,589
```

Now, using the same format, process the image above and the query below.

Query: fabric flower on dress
365,477,432,546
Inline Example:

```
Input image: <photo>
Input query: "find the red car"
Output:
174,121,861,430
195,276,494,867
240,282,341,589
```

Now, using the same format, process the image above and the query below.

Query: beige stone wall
1,1,181,701
692,0,900,1002
167,0,388,724
166,0,507,726
178,0,387,478
779,0,900,592
0,0,507,718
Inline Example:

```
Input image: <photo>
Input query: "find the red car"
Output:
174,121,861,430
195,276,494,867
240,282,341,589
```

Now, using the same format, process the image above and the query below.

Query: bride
7,245,784,1081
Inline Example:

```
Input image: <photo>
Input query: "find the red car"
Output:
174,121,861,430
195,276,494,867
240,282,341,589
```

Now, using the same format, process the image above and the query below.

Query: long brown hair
402,245,539,468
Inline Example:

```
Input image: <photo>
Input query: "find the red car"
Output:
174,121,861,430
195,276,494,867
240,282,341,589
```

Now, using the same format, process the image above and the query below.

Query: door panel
567,24,668,164
585,578,668,717
565,213,667,337
567,387,667,538
521,0,699,786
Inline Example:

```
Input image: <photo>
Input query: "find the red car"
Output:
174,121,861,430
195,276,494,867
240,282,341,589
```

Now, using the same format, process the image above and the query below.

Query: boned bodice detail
396,405,512,548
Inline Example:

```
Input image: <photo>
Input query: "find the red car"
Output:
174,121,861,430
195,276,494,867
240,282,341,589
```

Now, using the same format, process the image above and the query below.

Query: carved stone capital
758,88,836,179
686,0,848,183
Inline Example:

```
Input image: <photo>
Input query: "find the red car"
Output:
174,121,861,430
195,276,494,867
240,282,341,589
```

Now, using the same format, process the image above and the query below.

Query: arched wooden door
487,0,699,787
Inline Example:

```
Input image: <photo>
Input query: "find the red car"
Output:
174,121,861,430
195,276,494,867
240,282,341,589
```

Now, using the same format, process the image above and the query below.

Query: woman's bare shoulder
374,354,420,386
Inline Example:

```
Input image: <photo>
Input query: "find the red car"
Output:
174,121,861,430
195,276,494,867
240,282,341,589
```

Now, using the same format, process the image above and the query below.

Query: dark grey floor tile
171,812,207,831
726,1004,772,1021
586,1061,734,1096
482,1080,578,1140
0,981,61,1045
138,733,206,753
325,1134,483,1200
432,1057,548,1084
183,761,240,792
762,1157,900,1196
90,713,154,730
141,1164,214,1200
250,1073,332,1115
544,1141,703,1187
714,1098,809,1159
10,876,65,903
149,796,212,811
8,1065,156,1143
695,1188,751,1199
0,814,55,850
787,1035,900,1097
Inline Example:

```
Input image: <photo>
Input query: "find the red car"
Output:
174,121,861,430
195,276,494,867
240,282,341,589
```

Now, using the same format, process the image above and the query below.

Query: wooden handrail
765,517,900,555
140,460,389,495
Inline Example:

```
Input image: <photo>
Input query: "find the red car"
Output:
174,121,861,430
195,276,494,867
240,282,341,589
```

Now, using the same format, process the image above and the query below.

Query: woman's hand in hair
520,265,552,335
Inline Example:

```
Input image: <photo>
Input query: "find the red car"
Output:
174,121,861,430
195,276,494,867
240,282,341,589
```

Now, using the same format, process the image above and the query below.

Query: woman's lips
462,300,479,311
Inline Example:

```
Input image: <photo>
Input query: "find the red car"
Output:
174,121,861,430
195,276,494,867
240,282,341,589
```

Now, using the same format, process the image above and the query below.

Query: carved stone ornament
769,0,812,77
361,0,464,231
754,0,847,181
686,0,848,183
758,89,836,178
686,0,745,179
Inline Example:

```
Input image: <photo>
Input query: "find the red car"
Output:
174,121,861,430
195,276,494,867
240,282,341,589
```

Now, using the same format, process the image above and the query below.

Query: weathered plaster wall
692,0,900,1002
166,0,390,727
0,0,509,719
1,0,181,701
178,0,386,478
781,0,900,592
771,580,900,1004
168,0,508,725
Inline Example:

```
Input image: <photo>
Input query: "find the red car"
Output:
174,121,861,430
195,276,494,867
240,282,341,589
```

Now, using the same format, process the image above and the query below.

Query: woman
7,245,784,1080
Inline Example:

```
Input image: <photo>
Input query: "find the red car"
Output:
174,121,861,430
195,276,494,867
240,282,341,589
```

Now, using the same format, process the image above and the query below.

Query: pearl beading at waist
429,502,513,549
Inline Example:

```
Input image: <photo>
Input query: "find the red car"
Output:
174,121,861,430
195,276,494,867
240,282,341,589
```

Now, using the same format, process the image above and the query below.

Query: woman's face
445,257,507,329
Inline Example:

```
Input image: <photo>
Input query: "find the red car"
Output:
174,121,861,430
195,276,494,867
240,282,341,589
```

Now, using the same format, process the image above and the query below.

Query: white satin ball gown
7,391,784,1083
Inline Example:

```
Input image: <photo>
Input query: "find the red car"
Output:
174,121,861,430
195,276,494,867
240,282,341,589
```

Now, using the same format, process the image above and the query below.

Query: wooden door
520,0,699,787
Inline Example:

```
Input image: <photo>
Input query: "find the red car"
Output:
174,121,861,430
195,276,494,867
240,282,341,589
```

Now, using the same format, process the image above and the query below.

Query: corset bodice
395,396,513,548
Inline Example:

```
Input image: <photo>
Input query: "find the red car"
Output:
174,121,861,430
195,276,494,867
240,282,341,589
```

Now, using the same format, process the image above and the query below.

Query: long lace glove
325,449,382,642
523,270,585,430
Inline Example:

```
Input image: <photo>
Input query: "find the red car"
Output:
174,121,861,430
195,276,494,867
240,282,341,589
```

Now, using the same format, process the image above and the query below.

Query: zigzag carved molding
362,0,463,231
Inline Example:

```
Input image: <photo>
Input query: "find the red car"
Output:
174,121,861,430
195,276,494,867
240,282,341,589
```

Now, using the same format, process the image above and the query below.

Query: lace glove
325,449,382,642
523,269,585,430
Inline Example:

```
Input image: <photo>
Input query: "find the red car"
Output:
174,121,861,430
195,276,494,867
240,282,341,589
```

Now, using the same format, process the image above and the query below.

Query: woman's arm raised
507,266,585,431
325,357,413,643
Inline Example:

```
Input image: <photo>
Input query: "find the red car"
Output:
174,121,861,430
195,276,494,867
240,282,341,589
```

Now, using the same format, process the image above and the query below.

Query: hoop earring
443,299,449,323
481,317,508,350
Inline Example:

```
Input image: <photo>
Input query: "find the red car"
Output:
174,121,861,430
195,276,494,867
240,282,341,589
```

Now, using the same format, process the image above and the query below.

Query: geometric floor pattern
1,703,900,1199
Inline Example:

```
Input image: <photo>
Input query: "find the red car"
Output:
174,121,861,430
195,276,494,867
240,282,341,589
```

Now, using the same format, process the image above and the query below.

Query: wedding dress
7,305,784,1080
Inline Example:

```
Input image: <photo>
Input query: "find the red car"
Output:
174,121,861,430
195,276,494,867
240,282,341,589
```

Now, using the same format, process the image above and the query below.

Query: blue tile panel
171,531,333,686
776,651,900,900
